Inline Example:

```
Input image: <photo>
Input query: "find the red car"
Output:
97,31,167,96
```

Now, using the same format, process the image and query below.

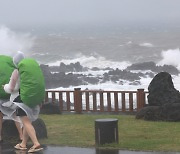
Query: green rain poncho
0,55,15,99
18,58,45,108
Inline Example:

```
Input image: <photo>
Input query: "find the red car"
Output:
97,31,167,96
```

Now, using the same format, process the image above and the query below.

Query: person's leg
14,121,23,141
14,107,42,152
15,125,29,148
20,116,40,148
14,122,28,150
0,112,3,141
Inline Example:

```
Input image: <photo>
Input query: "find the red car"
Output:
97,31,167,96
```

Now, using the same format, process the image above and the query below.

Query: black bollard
95,118,118,145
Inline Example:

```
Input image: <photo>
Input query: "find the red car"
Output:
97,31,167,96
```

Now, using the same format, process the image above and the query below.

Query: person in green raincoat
4,51,45,152
0,55,23,142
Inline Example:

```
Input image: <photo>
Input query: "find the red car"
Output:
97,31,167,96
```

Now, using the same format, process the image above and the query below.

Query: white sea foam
48,54,131,70
49,80,149,91
0,25,35,56
139,43,154,47
47,49,180,91
73,70,109,77
126,41,132,45
157,48,180,70
173,74,180,90
48,74,180,91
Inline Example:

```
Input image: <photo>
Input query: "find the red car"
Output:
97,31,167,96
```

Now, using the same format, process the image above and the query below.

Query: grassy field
39,114,180,152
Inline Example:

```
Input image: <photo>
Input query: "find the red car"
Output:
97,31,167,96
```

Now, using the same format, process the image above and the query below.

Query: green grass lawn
39,114,180,152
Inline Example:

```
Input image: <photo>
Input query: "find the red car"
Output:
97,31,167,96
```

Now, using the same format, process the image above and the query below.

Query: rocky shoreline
40,61,179,89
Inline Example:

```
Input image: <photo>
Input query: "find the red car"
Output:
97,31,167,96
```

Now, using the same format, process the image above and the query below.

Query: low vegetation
39,114,180,152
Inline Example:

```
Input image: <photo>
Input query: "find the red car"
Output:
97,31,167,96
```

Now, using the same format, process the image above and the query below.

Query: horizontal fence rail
44,88,149,113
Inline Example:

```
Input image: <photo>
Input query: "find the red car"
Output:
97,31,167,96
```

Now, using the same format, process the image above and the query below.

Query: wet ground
0,143,180,154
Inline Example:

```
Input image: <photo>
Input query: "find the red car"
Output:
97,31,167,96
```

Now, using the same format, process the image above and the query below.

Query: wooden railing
44,88,149,113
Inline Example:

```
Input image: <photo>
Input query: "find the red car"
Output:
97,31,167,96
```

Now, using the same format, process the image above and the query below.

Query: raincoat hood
13,51,25,67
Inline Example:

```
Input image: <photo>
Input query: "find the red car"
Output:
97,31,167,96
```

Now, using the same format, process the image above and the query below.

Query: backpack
0,55,15,99
18,58,45,108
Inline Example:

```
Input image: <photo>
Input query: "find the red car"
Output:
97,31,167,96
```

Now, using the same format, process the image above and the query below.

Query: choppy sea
1,25,180,91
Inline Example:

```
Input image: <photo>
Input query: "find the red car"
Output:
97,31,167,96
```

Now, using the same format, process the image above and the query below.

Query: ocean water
1,25,180,91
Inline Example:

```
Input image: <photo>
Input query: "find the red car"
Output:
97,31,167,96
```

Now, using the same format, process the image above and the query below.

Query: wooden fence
44,88,149,113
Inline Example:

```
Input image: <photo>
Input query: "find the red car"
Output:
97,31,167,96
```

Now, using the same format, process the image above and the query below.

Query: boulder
40,103,61,114
32,118,48,139
136,103,180,121
136,106,161,121
160,103,180,121
136,72,180,121
148,72,180,106
2,118,47,141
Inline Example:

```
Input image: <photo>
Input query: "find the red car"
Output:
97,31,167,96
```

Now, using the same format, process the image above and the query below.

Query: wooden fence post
74,88,82,114
45,91,49,103
137,89,145,111
52,91,56,104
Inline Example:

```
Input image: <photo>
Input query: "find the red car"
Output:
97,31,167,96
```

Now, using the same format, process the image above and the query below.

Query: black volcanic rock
41,62,180,90
91,67,100,71
160,64,179,75
148,72,180,106
136,72,180,121
52,72,83,88
136,103,180,121
59,62,87,72
40,64,51,76
126,61,179,75
40,64,84,89
49,66,60,72
127,61,157,71
136,106,161,121
47,62,88,73
2,118,47,140
40,103,61,114
40,64,54,89
82,76,99,84
160,103,180,121
145,72,155,78
103,69,142,82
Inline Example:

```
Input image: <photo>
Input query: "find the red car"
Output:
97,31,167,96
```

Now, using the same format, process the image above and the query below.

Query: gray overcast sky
0,0,180,27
